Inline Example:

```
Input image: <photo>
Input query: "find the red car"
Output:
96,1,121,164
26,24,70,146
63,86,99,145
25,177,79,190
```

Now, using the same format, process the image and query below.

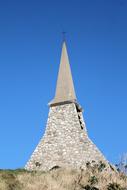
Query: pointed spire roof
49,41,77,106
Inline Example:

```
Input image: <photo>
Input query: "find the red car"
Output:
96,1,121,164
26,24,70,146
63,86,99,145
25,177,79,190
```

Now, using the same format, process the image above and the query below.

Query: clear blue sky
0,0,127,169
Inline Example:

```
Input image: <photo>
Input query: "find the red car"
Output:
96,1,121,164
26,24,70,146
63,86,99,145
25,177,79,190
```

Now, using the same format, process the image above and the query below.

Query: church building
25,41,108,171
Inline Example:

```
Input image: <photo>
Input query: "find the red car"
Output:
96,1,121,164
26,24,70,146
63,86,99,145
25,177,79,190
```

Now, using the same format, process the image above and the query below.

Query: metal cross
62,31,66,41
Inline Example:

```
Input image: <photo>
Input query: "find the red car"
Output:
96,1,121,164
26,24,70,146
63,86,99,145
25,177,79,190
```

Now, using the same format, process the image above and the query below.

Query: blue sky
0,0,127,169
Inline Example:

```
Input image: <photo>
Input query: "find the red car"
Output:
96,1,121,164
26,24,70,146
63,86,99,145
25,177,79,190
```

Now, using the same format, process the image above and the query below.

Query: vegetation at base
115,153,127,175
84,185,99,190
88,176,98,185
0,168,27,174
107,182,127,190
0,165,127,190
0,170,22,190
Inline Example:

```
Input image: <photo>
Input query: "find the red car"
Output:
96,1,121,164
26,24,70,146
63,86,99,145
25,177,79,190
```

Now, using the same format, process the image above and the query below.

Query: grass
0,166,127,190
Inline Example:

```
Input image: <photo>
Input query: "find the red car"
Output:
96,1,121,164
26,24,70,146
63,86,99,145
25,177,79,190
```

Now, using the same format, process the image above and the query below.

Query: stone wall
25,103,108,171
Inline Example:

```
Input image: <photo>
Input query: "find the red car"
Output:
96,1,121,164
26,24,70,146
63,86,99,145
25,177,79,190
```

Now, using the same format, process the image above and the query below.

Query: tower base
25,103,109,171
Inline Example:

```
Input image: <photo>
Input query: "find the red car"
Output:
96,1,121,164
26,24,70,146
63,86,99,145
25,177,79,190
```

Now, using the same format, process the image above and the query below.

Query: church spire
49,41,77,106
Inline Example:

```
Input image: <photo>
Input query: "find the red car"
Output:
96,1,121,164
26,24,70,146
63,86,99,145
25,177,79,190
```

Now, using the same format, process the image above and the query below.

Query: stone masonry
25,103,108,171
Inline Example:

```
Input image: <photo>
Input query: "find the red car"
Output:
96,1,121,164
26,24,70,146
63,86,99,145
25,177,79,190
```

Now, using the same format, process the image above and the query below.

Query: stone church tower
25,41,108,171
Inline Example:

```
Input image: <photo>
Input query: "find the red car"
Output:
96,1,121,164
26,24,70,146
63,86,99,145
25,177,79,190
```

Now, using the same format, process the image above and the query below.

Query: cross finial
62,31,66,42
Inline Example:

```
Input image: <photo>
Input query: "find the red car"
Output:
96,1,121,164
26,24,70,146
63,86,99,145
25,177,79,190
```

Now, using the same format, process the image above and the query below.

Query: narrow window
76,104,84,130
